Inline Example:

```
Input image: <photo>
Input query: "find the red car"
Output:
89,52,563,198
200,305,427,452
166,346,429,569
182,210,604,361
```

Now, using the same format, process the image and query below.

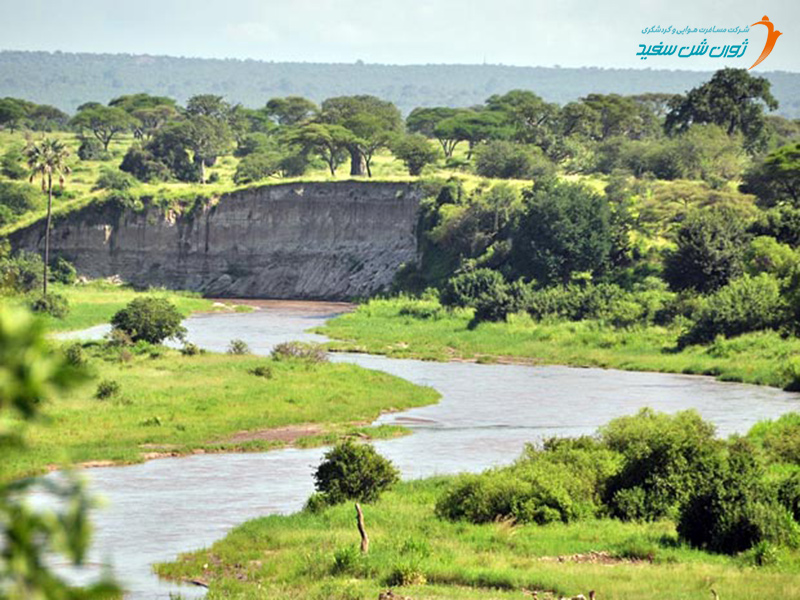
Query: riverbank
156,477,800,600
319,298,800,389
1,343,438,482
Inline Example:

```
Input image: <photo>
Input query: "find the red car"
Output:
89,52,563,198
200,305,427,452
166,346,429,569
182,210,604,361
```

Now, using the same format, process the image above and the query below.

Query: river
50,302,800,598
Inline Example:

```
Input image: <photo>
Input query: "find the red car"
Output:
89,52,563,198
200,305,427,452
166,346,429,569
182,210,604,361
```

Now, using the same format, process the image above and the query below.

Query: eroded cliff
9,181,421,299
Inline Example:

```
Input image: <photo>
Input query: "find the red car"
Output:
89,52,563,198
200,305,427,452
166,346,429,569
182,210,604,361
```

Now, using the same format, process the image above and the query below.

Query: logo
749,15,782,70
637,16,783,69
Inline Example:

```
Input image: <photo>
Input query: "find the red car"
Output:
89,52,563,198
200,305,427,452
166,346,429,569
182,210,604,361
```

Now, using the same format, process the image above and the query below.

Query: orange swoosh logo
749,15,782,69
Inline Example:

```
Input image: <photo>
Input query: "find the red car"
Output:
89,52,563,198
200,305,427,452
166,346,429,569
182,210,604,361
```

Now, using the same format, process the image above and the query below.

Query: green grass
156,477,800,599
318,297,800,389
1,344,438,481
1,280,220,332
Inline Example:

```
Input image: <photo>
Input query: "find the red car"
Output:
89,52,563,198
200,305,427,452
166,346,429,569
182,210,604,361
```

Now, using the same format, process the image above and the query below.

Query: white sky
0,0,797,72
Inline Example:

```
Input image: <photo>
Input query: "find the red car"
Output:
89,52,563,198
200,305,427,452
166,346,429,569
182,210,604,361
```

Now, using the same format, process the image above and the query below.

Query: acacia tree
25,138,71,296
288,123,353,176
665,68,778,152
321,95,403,176
180,115,233,184
485,90,560,147
70,106,137,151
265,96,318,126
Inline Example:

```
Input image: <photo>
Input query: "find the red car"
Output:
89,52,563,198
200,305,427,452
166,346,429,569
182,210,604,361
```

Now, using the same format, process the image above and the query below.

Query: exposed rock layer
10,181,420,300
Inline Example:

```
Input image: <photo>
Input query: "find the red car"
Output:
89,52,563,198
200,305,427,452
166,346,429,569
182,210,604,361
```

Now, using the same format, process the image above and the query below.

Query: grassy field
0,280,223,332
1,343,438,481
319,298,800,389
156,477,800,600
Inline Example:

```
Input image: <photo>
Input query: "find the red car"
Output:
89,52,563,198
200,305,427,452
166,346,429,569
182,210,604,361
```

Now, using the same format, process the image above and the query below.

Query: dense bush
512,181,613,285
110,297,186,344
677,438,799,554
1,147,26,179
313,440,399,505
748,413,800,465
77,137,110,161
750,206,800,248
233,153,280,184
663,208,748,293
93,167,137,191
29,293,70,319
0,251,43,293
440,269,507,309
119,144,173,182
474,141,555,180
63,343,86,368
0,181,39,215
679,274,787,346
49,256,77,285
526,282,671,328
436,437,621,525
601,409,722,521
95,379,121,400
391,133,440,176
777,472,800,521
744,236,798,277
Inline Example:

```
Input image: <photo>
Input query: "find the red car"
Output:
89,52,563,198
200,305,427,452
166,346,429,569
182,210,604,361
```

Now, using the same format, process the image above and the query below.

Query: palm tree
25,138,71,296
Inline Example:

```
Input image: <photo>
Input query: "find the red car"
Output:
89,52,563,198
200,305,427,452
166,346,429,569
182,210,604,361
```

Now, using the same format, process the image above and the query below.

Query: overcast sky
0,0,797,71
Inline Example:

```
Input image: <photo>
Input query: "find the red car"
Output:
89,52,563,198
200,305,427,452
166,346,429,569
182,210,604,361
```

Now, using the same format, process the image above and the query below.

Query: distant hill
1,50,799,117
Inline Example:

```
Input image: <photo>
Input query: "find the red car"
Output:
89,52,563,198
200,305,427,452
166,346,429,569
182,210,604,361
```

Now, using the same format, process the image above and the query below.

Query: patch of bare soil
224,423,325,444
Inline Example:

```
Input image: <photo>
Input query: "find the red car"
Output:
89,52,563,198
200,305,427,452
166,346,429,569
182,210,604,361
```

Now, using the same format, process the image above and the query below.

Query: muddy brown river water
50,303,800,598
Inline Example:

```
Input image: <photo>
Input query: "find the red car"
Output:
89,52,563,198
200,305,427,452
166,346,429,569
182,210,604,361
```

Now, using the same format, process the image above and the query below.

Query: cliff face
9,181,421,300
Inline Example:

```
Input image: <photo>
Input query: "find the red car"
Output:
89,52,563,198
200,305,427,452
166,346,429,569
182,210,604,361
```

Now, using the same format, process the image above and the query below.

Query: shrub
251,365,273,378
601,409,722,521
1,147,26,179
777,472,800,521
77,137,110,161
391,133,440,176
677,438,799,554
110,297,186,344
227,338,250,355
271,341,327,363
95,379,121,400
49,256,77,285
436,437,621,525
63,343,86,367
119,144,172,182
745,236,798,277
0,181,39,214
663,207,748,293
748,413,800,464
233,153,280,184
313,440,399,505
440,268,507,309
29,293,70,319
180,342,202,356
474,141,555,180
679,274,787,346
512,181,612,285
93,167,137,191
0,251,43,294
